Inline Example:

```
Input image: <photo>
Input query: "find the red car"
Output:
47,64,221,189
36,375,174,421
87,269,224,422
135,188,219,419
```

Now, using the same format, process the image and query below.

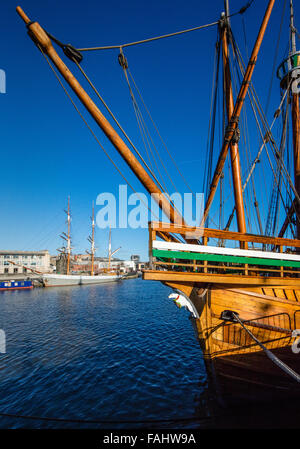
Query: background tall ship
17,0,300,407
43,198,122,286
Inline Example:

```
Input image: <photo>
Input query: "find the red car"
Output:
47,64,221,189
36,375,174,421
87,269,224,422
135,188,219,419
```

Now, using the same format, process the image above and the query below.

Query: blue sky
1,0,299,260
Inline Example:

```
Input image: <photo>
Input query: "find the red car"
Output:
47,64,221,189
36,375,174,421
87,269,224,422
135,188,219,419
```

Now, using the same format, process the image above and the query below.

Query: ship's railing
148,222,300,278
210,312,292,356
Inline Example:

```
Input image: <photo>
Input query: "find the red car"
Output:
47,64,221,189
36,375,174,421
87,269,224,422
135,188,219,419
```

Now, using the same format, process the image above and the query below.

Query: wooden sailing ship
16,0,300,406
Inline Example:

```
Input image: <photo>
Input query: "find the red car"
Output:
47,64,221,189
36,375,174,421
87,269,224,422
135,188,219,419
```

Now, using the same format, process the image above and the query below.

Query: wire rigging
38,45,161,223
75,1,255,52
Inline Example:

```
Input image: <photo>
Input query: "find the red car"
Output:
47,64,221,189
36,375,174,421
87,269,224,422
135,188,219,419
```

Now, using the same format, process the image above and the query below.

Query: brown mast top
201,0,276,227
290,0,300,239
220,12,247,243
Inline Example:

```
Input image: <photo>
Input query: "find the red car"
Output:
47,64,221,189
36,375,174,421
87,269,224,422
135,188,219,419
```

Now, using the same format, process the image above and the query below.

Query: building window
4,268,8,274
14,268,18,273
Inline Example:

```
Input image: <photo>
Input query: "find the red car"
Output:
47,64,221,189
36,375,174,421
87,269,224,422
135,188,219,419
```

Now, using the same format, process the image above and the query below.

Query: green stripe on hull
152,249,300,269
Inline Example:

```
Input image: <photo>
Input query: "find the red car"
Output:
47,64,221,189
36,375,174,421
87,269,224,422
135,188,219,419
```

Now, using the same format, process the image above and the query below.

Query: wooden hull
157,277,300,407
188,283,300,407
206,345,300,407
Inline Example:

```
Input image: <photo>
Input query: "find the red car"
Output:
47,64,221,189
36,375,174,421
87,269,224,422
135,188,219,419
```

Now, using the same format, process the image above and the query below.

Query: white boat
42,273,121,286
42,273,81,287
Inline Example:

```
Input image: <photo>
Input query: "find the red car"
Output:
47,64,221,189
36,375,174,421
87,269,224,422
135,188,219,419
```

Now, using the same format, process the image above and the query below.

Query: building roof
0,250,49,256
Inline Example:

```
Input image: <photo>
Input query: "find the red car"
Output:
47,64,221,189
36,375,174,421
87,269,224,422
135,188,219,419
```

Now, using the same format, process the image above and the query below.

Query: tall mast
66,196,71,275
90,202,95,275
290,0,300,239
108,225,111,271
220,9,247,242
202,0,275,225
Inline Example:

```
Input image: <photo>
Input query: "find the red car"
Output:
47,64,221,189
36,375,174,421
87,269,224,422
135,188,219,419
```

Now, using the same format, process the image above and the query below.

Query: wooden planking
143,269,300,286
150,221,300,248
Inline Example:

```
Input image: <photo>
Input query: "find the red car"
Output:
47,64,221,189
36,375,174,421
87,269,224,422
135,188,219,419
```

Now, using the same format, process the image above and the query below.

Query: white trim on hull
42,273,122,287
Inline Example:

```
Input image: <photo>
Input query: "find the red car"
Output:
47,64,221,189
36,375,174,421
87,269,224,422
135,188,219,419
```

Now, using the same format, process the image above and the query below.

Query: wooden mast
66,196,71,275
220,7,247,241
290,0,300,239
16,6,184,231
201,0,275,225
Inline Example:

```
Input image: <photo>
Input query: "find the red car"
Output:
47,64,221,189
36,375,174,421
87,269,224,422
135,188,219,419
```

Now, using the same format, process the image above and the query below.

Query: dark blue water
2,278,300,430
0,279,209,429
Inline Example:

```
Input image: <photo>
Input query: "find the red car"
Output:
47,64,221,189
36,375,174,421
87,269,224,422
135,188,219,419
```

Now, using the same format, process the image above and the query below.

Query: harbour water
0,278,208,429
0,278,300,430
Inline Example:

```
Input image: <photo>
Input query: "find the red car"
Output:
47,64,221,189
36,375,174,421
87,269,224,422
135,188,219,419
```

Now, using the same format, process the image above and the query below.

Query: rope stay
77,21,220,52
221,310,300,384
118,47,195,200
37,44,161,223
75,1,255,52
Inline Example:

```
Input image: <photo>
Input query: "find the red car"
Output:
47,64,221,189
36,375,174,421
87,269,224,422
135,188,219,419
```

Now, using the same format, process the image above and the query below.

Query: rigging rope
72,54,185,225
72,58,168,196
126,67,195,196
231,312,300,384
75,1,255,52
38,45,161,223
119,53,176,195
231,34,300,234
77,21,219,52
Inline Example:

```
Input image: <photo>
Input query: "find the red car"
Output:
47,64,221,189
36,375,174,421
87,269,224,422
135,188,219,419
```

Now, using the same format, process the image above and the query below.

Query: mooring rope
232,312,300,384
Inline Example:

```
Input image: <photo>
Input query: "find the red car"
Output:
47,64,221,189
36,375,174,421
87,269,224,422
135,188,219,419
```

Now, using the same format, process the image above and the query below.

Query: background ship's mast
66,196,71,275
87,202,95,276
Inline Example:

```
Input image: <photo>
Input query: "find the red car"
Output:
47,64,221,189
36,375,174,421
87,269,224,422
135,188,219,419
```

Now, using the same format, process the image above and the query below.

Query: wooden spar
16,6,184,231
67,196,71,275
290,0,300,239
220,15,247,243
150,221,300,247
201,0,275,226
91,202,95,276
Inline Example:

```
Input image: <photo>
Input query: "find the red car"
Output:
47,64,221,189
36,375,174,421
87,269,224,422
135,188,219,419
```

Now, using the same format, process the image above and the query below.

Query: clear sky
1,0,299,260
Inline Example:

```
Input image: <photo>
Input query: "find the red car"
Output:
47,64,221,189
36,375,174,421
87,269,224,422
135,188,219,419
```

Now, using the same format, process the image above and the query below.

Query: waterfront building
131,255,140,264
0,250,51,274
71,257,136,274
